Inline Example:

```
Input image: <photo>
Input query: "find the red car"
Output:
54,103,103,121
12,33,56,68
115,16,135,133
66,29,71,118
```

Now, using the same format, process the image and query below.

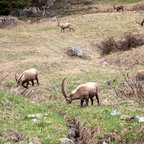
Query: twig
0,74,9,85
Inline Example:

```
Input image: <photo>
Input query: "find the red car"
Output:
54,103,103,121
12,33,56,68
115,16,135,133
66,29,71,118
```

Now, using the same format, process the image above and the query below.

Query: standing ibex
113,2,124,12
15,68,39,88
62,77,100,107
57,20,74,32
41,0,48,17
136,19,144,26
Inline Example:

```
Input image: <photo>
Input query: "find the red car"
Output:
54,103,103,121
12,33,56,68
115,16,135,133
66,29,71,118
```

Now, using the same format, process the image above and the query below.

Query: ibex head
15,71,23,87
57,20,60,27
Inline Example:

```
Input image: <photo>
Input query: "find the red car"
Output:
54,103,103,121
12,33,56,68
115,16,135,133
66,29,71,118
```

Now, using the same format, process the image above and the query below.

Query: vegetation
0,0,144,143
0,89,68,143
98,33,143,55
0,0,28,15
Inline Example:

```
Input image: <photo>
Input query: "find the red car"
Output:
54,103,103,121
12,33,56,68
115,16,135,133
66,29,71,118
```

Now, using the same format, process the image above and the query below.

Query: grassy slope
0,0,144,143
0,89,68,144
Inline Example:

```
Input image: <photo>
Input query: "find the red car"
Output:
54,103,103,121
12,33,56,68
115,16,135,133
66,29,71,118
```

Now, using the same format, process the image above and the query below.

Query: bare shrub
113,72,144,104
98,38,117,55
118,34,143,51
98,33,144,55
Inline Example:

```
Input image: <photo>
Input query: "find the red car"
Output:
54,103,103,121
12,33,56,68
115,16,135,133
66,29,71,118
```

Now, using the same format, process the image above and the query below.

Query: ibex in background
57,20,74,32
62,77,100,107
136,19,144,26
113,2,124,12
15,68,39,89
134,70,144,81
41,0,48,17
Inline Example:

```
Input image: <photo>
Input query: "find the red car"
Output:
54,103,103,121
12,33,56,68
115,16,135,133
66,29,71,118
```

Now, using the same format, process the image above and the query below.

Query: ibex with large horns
15,68,39,88
113,2,124,12
62,77,100,107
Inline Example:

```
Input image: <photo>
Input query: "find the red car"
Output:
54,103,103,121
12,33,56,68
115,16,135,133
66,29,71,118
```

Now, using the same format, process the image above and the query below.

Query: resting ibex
57,21,74,32
136,19,144,26
62,77,100,107
15,68,39,88
113,2,124,12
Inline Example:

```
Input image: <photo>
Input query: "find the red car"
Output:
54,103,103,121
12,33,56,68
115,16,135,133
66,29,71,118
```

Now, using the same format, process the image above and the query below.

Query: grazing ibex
15,68,39,88
136,19,144,26
57,20,74,32
62,77,100,107
113,2,124,12
134,70,144,81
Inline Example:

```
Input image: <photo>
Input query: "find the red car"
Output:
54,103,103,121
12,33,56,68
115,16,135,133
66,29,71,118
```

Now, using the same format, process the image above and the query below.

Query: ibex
15,68,39,88
41,0,48,17
136,19,144,26
113,2,124,12
134,70,144,81
57,21,74,32
62,77,100,107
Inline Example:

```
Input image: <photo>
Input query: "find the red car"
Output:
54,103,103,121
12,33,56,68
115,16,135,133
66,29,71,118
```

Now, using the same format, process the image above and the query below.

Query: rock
48,17,57,21
0,17,18,26
27,20,31,24
27,113,43,119
136,116,144,122
106,78,116,85
102,61,109,67
58,138,74,144
102,142,107,144
120,115,135,122
111,110,121,116
67,47,84,59
31,119,38,123
14,7,41,17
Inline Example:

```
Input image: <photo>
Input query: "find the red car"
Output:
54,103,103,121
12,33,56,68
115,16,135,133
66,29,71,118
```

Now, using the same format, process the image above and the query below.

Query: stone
27,113,43,119
48,17,57,21
0,17,18,26
136,116,144,122
102,61,109,67
106,78,116,85
58,138,74,144
31,119,37,123
67,47,84,59
14,7,41,17
120,115,135,122
111,110,121,116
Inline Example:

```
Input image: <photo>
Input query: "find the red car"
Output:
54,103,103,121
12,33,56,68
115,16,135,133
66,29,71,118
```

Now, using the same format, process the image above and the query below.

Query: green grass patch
0,89,68,144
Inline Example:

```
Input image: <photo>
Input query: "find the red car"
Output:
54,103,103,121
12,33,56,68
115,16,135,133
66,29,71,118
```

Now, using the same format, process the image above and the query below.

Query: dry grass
0,6,144,143
0,10,144,100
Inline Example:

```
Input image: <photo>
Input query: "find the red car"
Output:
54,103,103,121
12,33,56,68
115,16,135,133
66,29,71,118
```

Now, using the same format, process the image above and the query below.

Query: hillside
0,0,144,143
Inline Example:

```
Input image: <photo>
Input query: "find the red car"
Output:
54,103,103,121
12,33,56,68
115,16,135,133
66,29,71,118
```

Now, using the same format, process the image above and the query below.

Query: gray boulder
0,17,18,26
48,17,57,21
106,78,116,85
14,7,41,17
58,138,74,144
67,47,84,59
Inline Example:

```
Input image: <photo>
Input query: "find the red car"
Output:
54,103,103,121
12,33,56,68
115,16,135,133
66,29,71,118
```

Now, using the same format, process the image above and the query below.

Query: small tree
0,0,28,15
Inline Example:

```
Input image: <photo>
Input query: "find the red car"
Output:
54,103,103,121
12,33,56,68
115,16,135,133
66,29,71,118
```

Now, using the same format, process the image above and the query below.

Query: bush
0,1,12,15
99,38,117,55
0,0,28,15
98,33,144,55
113,72,144,104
